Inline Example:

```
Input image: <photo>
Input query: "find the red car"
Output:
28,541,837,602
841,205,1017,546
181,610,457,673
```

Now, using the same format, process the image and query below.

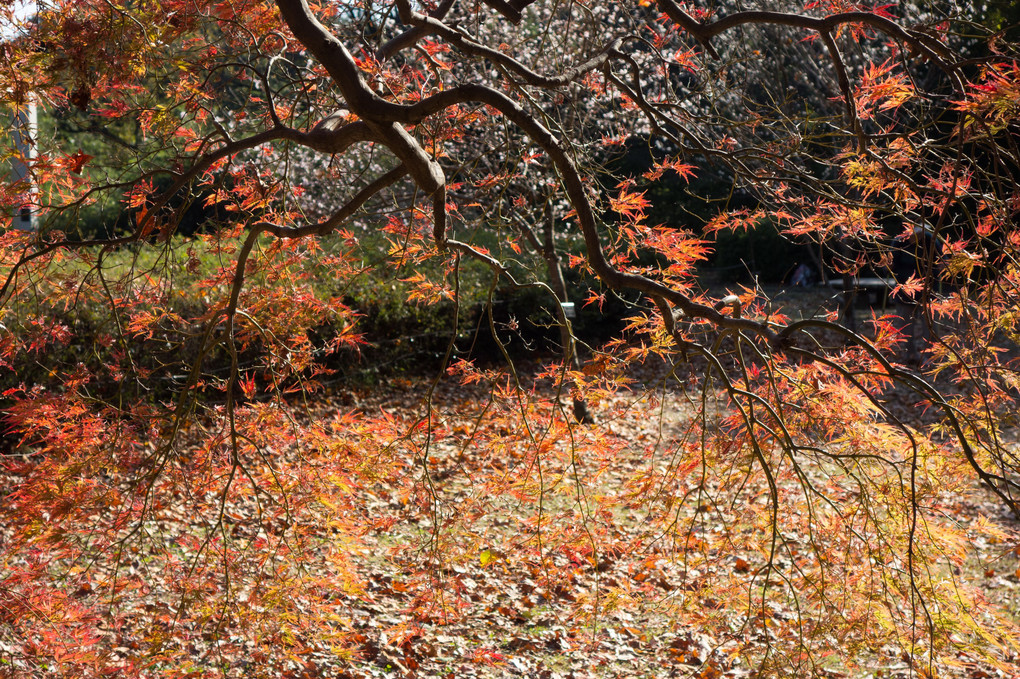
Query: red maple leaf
65,150,93,175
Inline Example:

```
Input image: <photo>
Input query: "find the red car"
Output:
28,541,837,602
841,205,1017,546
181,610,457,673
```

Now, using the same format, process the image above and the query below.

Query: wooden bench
826,277,903,332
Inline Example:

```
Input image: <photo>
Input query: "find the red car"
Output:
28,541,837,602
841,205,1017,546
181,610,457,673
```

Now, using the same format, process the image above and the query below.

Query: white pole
10,98,37,231
5,0,38,231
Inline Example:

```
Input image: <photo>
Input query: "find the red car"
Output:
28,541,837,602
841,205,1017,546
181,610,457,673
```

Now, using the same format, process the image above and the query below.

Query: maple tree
2,0,1020,676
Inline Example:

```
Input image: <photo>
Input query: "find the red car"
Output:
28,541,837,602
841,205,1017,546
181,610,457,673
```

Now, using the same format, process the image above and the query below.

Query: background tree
2,0,1020,676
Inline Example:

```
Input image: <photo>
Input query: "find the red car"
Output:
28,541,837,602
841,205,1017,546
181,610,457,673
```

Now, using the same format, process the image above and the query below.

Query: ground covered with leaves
3,345,1018,678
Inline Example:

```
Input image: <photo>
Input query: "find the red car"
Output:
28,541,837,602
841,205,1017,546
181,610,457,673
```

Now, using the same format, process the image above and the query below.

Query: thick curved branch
393,1,620,89
301,117,374,153
141,119,374,240
657,5,953,65
275,0,401,119
477,0,527,24
377,0,456,61
160,127,295,202
228,164,409,315
820,30,866,150
276,0,448,241
255,165,409,240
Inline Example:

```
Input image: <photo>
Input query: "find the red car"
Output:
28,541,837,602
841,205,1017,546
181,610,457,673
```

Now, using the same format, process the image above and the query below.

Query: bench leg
895,302,926,365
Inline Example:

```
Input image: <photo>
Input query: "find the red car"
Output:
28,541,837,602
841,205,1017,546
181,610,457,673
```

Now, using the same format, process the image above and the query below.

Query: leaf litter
1,353,1018,678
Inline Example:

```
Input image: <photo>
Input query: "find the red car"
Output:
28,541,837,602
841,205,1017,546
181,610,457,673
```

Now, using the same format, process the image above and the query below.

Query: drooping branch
775,319,1020,513
272,0,1018,503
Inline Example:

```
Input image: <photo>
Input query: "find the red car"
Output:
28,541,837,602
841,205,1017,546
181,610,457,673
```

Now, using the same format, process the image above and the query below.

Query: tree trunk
539,209,595,424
